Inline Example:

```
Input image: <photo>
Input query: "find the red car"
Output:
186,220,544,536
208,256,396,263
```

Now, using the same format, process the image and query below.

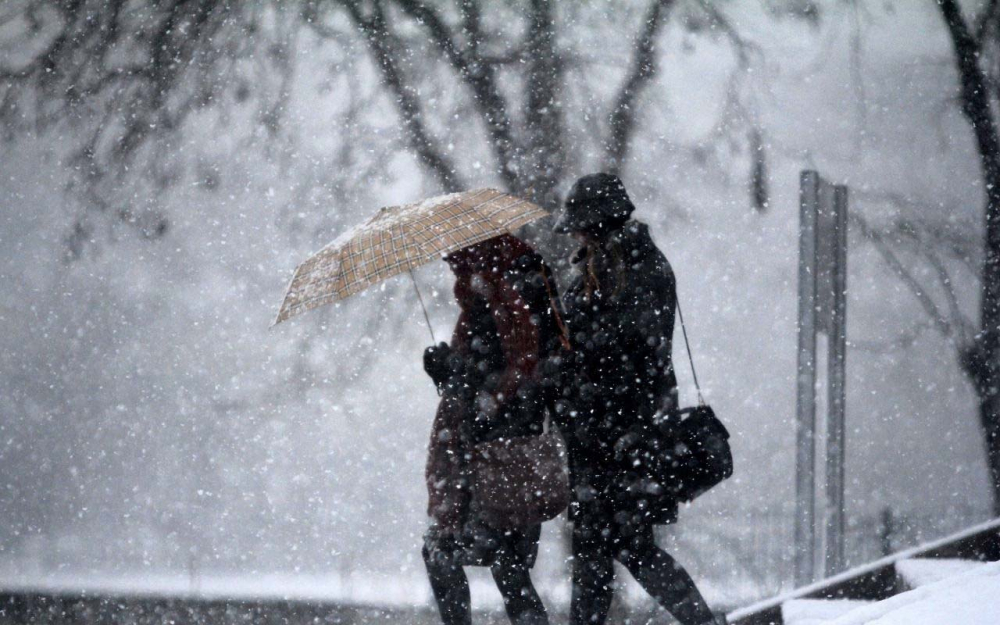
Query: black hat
554,173,635,234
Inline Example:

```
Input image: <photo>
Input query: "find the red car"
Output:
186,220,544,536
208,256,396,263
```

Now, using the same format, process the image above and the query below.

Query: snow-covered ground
821,561,1000,625
731,518,1000,623
0,566,766,613
783,599,873,625
893,557,984,588
0,568,449,608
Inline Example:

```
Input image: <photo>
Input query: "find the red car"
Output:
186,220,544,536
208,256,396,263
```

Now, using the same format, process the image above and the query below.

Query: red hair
447,234,535,310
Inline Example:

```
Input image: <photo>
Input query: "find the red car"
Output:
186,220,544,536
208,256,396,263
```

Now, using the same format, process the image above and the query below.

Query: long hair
446,234,536,315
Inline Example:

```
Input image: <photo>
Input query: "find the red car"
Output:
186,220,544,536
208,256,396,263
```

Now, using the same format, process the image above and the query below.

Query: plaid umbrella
273,188,549,333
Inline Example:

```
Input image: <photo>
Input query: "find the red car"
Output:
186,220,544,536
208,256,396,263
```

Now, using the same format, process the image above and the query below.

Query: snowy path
730,517,1000,625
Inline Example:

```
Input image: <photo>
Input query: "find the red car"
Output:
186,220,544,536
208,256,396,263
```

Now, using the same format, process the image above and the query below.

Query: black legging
423,543,549,625
570,518,715,625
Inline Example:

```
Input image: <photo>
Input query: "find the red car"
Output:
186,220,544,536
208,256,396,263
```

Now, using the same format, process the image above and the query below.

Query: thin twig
849,211,954,341
334,0,464,192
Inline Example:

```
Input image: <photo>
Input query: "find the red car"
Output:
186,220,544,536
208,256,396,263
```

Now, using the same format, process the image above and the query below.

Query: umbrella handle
409,269,437,344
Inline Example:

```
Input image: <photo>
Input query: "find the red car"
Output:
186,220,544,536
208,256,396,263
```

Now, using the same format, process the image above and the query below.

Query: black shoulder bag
658,298,734,503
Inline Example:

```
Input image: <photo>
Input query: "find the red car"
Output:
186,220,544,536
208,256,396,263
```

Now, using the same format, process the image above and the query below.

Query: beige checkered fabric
273,188,549,325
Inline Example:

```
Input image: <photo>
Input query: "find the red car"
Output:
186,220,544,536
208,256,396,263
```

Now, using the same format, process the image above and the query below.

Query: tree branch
335,1,464,192
850,211,956,341
0,1,81,83
523,0,565,204
938,0,1000,181
697,0,760,69
926,245,977,346
605,0,675,175
389,0,520,192
938,0,1000,362
116,0,217,162
890,212,978,346
389,0,467,72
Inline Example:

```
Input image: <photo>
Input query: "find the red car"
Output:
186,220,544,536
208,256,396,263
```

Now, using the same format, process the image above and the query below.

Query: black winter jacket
557,219,679,525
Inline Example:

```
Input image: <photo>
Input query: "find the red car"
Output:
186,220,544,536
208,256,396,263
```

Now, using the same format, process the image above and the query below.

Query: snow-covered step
728,517,1000,625
782,560,993,624
781,598,871,625
893,557,985,589
817,560,1000,625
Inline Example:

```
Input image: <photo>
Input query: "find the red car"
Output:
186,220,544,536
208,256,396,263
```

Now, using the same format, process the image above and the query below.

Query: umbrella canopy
273,188,549,326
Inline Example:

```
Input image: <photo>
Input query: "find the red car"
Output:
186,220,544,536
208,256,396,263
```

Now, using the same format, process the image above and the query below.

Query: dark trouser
570,516,715,625
422,539,549,625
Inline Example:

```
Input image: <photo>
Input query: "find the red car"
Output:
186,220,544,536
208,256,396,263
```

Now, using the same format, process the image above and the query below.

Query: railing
727,516,1000,625
620,503,994,608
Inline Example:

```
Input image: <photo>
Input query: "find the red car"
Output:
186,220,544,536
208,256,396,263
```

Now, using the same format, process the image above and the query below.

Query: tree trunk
939,0,1000,514
605,0,674,175
522,0,565,208
962,328,1000,515
980,193,1000,517
963,181,1000,515
977,364,1000,514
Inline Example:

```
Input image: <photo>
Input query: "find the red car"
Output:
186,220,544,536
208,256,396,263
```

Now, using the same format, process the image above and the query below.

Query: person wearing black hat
553,173,722,625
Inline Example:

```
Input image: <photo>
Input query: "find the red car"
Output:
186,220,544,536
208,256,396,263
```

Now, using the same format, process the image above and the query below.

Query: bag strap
675,295,705,407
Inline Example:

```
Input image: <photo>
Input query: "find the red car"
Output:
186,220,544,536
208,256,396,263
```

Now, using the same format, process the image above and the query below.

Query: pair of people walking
421,174,724,625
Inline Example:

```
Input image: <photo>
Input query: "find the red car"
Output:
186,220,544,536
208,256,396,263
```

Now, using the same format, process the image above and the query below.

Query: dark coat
557,219,679,525
424,235,564,530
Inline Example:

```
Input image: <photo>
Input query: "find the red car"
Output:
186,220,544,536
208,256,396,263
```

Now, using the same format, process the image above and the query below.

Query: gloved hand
423,342,453,389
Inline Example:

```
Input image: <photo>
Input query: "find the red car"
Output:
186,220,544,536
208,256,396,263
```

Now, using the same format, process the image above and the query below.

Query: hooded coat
558,219,680,526
425,235,565,530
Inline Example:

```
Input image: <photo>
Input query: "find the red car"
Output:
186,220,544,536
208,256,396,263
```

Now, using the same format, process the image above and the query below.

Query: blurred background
0,0,996,615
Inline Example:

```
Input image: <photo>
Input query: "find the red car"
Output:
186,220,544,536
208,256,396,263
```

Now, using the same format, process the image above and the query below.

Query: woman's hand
424,342,452,389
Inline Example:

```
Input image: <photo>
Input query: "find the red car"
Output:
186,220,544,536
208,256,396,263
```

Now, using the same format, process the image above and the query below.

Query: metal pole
796,170,819,586
824,184,848,575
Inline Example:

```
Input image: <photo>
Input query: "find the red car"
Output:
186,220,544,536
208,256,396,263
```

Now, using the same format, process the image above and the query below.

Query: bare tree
1,1,766,252
322,0,681,208
0,1,297,251
839,0,1000,513
928,0,1000,513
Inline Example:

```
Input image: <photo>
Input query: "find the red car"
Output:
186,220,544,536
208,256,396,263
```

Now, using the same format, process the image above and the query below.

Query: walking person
553,173,724,625
421,234,564,625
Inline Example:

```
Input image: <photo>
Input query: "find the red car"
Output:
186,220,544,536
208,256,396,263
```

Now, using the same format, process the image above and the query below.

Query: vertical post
824,184,848,575
795,171,819,586
879,507,895,557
